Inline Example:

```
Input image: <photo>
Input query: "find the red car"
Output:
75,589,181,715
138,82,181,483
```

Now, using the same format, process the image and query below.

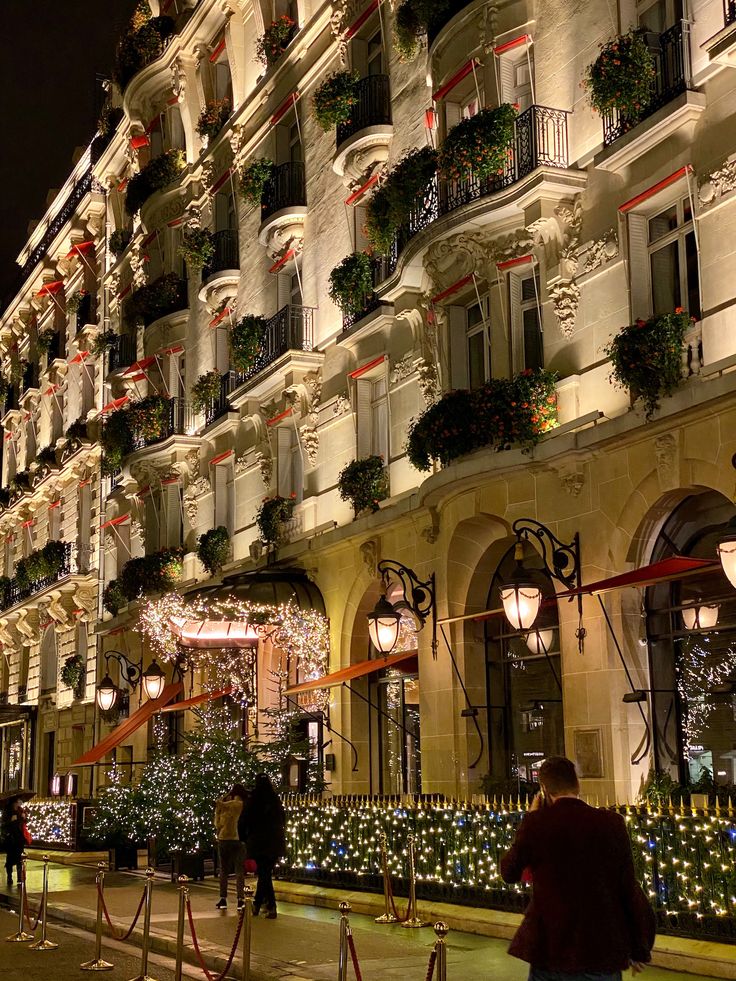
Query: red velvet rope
425,948,437,981
98,880,147,941
22,886,42,931
186,896,244,981
347,931,363,981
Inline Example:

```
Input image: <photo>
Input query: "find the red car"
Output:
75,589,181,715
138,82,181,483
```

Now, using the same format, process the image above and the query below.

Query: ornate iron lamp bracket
377,559,438,658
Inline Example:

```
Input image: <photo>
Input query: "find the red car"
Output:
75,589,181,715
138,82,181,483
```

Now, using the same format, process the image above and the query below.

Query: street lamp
525,628,554,655
95,650,169,711
366,559,437,657
96,672,119,712
141,658,166,701
717,524,736,588
500,543,542,630
681,602,719,630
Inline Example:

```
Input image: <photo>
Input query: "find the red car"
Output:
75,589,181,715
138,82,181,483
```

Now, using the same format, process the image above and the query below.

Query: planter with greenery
61,654,85,697
328,252,375,316
196,99,231,142
437,104,517,182
256,15,296,66
256,494,296,547
197,526,231,575
365,147,437,254
65,418,91,445
392,0,452,60
15,540,68,590
125,149,186,215
313,70,359,131
338,456,389,517
229,314,267,372
36,445,59,470
128,395,169,442
238,158,275,207
110,229,133,258
407,368,558,472
178,226,214,271
99,103,125,139
191,371,222,414
125,273,186,327
65,290,87,315
113,3,176,90
605,309,690,420
583,30,655,121
0,376,8,404
119,547,184,603
103,579,127,616
101,395,168,473
36,329,57,356
92,329,118,356
9,471,32,498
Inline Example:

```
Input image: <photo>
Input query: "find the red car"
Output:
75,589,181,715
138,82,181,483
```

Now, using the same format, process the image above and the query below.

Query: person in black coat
500,756,655,981
2,797,27,887
242,773,286,918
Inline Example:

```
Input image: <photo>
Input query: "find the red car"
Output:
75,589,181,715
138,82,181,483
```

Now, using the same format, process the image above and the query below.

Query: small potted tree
338,456,389,517
238,159,275,207
191,370,222,414
196,526,231,575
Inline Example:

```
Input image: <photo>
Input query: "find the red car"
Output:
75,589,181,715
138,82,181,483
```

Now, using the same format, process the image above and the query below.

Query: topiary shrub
125,149,186,215
230,314,267,372
583,30,656,121
196,99,232,142
256,495,296,547
256,15,296,66
103,579,127,616
328,252,375,316
338,456,389,517
365,147,437,255
191,370,222,414
437,104,517,182
197,526,230,575
178,226,214,270
238,159,275,207
313,70,359,131
110,229,133,258
61,654,85,696
119,547,184,604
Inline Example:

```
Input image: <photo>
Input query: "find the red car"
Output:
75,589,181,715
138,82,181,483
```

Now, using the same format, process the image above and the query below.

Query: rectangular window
520,273,543,371
647,197,700,319
367,29,383,75
466,303,490,389
277,426,303,503
498,49,534,112
213,462,234,534
370,377,389,461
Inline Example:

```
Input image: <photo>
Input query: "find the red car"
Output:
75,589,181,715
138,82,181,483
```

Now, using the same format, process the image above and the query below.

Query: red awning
68,351,91,365
65,241,95,259
123,357,155,376
158,344,184,356
285,650,418,696
159,687,233,713
209,307,232,329
36,280,64,297
101,395,129,415
70,683,182,766
169,617,260,650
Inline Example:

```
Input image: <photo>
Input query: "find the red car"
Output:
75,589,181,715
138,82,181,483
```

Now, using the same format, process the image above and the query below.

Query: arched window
484,542,563,794
646,490,736,786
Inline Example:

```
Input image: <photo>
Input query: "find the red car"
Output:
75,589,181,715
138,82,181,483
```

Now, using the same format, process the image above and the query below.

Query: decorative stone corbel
360,539,379,578
72,583,98,623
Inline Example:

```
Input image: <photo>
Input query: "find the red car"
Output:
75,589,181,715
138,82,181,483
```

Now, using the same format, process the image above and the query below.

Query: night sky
0,0,138,305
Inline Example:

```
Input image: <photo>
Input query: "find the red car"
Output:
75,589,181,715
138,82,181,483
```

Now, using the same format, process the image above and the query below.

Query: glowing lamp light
682,603,719,630
96,673,118,712
717,535,736,589
525,629,554,655
501,544,542,630
141,659,166,701
367,594,402,655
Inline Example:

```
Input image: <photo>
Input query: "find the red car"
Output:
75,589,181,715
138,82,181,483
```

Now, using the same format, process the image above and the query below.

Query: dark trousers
218,840,245,900
254,858,276,910
5,844,22,880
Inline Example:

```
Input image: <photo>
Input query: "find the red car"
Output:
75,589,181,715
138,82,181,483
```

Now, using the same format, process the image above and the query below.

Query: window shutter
164,483,181,548
277,427,293,497
356,379,372,458
628,213,651,320
214,464,233,533
445,102,462,131
509,273,523,373
78,484,91,574
499,58,515,104
145,495,159,554
448,306,468,389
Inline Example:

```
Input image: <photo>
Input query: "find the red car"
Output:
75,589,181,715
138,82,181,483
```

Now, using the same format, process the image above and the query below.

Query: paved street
0,860,729,981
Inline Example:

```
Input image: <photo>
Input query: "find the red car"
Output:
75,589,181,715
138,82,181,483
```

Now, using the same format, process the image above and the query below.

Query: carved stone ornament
43,592,70,633
72,583,98,622
579,230,619,274
549,280,581,339
360,539,378,578
655,433,679,492
14,608,39,645
300,420,319,468
415,358,441,406
234,453,248,475
129,246,148,288
0,619,15,653
183,475,211,525
171,57,186,104
254,446,273,489
333,393,351,416
424,227,535,297
391,354,416,384
554,462,586,497
698,156,736,208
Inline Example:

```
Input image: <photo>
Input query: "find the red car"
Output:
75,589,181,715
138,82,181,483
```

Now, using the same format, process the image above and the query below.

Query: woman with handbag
2,796,28,887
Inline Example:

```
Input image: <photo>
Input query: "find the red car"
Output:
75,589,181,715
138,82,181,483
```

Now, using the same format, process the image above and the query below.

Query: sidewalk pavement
1,859,734,981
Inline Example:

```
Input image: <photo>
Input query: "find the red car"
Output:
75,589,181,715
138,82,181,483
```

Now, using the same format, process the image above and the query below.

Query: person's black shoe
253,903,261,916
6,877,12,888
215,898,227,909
265,905,277,919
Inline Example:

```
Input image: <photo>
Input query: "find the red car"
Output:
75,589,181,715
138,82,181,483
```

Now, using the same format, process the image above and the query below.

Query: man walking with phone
500,756,655,981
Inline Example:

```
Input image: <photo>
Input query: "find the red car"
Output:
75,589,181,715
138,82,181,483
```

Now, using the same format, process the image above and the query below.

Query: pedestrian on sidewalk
214,783,248,911
500,756,655,981
1,796,27,887
242,773,285,919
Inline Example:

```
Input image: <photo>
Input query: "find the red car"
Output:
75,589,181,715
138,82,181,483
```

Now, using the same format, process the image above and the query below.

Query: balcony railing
240,305,315,384
336,75,392,148
202,229,240,280
261,162,307,223
342,257,393,332
205,370,239,426
131,397,192,451
390,105,568,266
108,333,138,374
0,542,73,611
602,23,690,146
76,292,95,330
725,0,736,26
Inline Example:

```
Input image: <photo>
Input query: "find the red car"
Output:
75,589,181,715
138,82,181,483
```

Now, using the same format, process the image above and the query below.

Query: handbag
22,825,32,846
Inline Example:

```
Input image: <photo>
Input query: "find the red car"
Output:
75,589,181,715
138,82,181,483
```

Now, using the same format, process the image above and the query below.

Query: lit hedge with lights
25,799,76,848
280,796,736,941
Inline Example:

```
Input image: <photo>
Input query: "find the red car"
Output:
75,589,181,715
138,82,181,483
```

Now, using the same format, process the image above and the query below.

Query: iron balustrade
202,228,240,280
108,333,138,374
205,370,239,426
726,0,736,25
389,105,568,269
75,292,95,330
141,277,188,328
602,22,690,146
131,397,192,451
336,75,392,148
342,256,393,332
238,304,315,384
1,542,73,611
260,162,307,222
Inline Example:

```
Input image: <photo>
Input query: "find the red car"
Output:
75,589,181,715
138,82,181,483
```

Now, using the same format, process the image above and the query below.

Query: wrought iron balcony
76,292,95,330
336,75,392,148
131,397,192,452
602,23,691,146
391,105,569,265
260,162,307,223
342,257,392,332
108,333,138,374
205,370,239,426
202,229,240,280
238,304,315,385
0,542,73,611
726,0,736,26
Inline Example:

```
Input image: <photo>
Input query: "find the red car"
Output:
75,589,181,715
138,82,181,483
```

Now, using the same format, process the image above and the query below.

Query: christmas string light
24,798,76,848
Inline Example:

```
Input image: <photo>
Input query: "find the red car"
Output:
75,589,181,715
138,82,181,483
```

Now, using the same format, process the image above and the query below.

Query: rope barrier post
433,922,449,981
29,854,59,950
374,833,397,924
81,862,114,971
241,884,254,981
6,857,33,942
127,867,159,981
337,901,351,981
401,836,427,929
174,875,188,981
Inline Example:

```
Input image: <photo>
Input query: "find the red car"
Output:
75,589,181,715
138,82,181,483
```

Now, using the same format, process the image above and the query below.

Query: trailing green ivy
118,547,184,605
36,329,57,356
61,654,85,695
125,149,186,215
197,526,231,575
229,314,267,372
256,495,295,547
15,540,68,590
256,15,296,66
178,227,214,270
338,456,389,517
365,147,437,255
583,30,656,120
313,70,359,130
328,253,375,316
191,370,222,414
437,104,517,182
238,159,275,207
196,99,232,142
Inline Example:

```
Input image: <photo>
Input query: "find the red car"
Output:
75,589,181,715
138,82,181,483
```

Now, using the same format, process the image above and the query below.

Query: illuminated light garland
677,635,736,754
25,798,75,848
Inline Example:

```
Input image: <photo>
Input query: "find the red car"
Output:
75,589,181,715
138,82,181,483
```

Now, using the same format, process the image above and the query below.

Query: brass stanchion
336,901,351,981
29,854,59,950
6,857,33,942
374,833,397,924
401,836,427,929
241,885,254,981
173,875,188,981
433,922,448,981
81,862,114,971
127,867,159,981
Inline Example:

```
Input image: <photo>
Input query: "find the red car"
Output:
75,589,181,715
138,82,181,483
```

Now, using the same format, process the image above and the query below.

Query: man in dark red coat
500,757,656,981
